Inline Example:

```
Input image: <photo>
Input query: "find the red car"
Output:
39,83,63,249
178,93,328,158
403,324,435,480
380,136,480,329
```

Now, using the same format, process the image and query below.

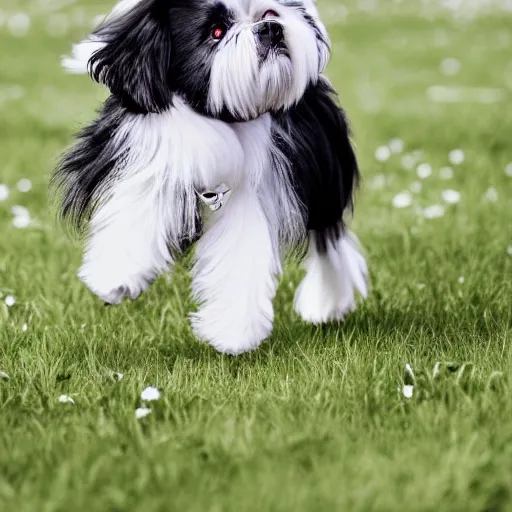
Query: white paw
294,232,369,325
78,261,150,305
190,310,273,355
294,281,357,325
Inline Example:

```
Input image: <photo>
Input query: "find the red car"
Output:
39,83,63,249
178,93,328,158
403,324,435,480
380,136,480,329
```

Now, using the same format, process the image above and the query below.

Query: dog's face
86,0,330,120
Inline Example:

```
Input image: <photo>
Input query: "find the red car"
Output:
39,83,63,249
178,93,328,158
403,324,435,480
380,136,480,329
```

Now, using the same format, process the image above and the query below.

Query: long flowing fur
191,182,281,354
54,0,368,354
54,97,244,304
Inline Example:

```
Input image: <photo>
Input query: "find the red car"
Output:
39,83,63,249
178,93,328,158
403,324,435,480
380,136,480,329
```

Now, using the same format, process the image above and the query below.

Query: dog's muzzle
253,21,285,60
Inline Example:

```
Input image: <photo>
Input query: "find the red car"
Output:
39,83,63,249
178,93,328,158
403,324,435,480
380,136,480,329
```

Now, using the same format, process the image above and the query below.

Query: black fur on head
87,0,239,115
84,0,330,119
89,0,175,113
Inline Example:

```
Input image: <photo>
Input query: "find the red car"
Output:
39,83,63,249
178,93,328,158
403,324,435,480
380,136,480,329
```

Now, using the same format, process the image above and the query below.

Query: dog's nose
255,21,284,49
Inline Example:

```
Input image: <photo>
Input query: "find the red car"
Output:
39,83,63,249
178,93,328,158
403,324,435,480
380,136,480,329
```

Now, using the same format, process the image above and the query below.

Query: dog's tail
61,0,143,74
62,38,105,74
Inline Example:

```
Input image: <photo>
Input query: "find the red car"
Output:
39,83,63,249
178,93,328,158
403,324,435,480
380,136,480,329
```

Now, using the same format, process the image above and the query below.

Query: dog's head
66,0,330,120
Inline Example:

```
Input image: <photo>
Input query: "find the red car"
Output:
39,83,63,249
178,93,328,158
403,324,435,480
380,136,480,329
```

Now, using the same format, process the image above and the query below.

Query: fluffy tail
62,38,105,74
61,0,143,74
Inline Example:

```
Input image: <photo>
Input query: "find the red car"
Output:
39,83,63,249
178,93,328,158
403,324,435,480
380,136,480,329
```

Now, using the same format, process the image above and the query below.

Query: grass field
1,0,512,510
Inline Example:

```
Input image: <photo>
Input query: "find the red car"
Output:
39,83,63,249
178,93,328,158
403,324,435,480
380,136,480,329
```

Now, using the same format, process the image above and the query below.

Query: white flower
448,149,465,165
442,189,461,204
0,184,9,201
507,245,512,257
58,395,75,404
11,205,29,217
21,323,28,332
422,205,445,219
141,386,161,401
483,187,498,202
402,385,414,399
5,295,16,307
505,163,512,177
401,154,417,170
375,145,391,162
16,179,32,192
368,174,386,189
135,407,152,419
410,181,422,193
113,372,124,381
13,216,31,229
8,13,31,37
392,192,412,209
416,163,432,179
439,166,454,180
11,205,31,228
388,138,404,154
458,276,465,284
439,57,461,76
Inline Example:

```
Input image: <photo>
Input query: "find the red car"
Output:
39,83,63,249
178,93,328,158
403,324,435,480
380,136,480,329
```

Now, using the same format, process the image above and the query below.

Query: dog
53,0,369,355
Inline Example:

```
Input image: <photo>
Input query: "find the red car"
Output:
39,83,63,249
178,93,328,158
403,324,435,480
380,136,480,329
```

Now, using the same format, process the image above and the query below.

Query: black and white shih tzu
54,0,369,355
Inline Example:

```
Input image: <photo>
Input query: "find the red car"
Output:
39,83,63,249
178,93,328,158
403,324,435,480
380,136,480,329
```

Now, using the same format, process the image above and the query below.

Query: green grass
1,1,512,510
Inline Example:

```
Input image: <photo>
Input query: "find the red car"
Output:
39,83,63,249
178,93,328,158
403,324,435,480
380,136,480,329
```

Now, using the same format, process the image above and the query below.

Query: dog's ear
272,77,360,247
89,0,173,113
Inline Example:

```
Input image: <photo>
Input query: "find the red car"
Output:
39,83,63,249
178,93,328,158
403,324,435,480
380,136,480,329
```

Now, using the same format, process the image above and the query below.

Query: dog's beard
208,46,295,120
207,14,329,121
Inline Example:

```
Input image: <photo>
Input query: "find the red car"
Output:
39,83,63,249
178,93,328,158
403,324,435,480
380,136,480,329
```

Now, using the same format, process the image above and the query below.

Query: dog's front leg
190,184,280,355
55,99,203,306
80,177,197,305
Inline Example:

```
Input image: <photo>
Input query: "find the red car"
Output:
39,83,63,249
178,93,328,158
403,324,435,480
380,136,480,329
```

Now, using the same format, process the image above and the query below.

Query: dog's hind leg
294,228,369,325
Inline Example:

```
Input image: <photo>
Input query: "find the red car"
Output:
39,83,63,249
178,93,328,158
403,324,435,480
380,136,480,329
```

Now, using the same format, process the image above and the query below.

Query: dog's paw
294,232,369,325
189,311,272,355
78,262,149,305
294,283,357,325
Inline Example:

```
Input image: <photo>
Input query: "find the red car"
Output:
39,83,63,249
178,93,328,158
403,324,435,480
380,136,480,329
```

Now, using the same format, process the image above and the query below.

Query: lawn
1,0,512,510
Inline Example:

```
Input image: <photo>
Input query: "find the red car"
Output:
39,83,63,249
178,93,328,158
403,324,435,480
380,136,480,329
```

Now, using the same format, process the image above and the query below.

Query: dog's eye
262,9,280,19
212,24,227,40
